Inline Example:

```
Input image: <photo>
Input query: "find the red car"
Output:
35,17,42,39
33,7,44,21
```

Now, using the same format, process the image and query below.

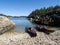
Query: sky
0,0,60,16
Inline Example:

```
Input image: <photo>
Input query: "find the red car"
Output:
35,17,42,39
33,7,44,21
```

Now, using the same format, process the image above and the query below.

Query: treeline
0,14,12,18
28,5,60,26
0,14,7,16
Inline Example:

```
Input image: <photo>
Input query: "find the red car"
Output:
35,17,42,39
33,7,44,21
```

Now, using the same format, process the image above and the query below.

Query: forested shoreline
28,5,60,26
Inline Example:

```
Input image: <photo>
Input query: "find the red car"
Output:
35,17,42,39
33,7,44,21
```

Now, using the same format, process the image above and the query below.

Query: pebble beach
0,30,59,45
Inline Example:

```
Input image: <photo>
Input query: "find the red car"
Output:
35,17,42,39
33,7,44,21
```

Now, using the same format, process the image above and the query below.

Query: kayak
36,25,55,34
26,27,37,37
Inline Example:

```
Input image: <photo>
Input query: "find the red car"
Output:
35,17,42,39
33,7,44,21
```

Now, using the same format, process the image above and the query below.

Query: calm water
10,18,35,32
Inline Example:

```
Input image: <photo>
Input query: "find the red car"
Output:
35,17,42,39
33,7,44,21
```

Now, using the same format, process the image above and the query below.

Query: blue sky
0,0,60,16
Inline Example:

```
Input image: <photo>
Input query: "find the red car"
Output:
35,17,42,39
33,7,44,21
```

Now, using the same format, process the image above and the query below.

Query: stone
0,16,15,34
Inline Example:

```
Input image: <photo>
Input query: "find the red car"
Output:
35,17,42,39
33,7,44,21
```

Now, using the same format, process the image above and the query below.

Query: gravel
0,30,58,45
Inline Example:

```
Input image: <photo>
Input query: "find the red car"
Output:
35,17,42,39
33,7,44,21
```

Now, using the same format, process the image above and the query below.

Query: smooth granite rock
0,16,15,34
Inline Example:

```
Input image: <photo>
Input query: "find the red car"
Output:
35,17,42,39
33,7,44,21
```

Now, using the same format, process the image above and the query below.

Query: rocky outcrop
28,9,60,26
0,16,15,34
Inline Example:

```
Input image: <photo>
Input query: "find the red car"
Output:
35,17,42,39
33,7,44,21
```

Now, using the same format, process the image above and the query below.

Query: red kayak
26,27,37,37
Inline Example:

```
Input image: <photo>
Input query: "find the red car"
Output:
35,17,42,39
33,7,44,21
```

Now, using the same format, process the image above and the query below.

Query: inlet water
10,18,35,32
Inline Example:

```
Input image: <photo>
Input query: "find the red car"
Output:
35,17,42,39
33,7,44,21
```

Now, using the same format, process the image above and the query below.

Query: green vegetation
28,5,60,26
0,14,12,18
0,14,27,18
0,14,7,16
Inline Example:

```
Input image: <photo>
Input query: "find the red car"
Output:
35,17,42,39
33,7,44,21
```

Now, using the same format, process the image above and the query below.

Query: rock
49,30,60,45
0,16,15,34
0,31,58,45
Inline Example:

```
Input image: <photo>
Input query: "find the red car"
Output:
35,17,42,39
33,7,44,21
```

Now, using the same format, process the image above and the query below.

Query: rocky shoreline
0,16,60,45
0,30,59,45
0,16,15,34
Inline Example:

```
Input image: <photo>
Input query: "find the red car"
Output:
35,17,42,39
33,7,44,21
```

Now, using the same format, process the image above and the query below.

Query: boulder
0,16,15,34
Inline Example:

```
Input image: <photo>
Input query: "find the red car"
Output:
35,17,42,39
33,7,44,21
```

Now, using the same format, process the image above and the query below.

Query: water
10,18,35,32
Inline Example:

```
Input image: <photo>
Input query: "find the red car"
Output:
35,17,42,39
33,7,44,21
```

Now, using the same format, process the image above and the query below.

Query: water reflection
10,18,35,32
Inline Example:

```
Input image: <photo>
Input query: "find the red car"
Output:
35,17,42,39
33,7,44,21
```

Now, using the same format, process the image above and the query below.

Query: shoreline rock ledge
0,16,15,34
